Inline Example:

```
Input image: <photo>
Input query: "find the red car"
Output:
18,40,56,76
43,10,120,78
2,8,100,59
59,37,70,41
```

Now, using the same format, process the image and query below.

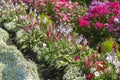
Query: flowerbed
0,0,120,80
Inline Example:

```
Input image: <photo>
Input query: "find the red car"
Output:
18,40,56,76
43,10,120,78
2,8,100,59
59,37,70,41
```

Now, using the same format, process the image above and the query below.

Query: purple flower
74,56,79,61
22,27,29,31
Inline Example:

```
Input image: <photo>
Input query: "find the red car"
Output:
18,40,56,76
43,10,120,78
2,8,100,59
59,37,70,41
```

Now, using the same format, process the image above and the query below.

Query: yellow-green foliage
102,38,119,53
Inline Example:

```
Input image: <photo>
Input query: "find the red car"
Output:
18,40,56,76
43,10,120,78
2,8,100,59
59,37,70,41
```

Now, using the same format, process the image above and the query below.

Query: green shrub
16,29,46,52
4,21,17,32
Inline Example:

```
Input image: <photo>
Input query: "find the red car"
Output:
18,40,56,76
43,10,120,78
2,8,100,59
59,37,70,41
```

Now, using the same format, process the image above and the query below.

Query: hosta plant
16,29,46,52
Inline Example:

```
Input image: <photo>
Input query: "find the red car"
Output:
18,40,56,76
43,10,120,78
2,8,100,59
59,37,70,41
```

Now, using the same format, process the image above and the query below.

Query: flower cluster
54,0,79,23
78,0,120,38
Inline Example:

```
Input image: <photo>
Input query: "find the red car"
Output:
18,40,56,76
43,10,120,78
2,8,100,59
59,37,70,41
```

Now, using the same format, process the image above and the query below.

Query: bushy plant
4,21,17,32
0,28,39,80
36,37,95,69
0,2,18,24
102,37,119,53
16,29,46,52
77,0,120,47
53,0,87,25
0,43,40,80
63,64,86,80
0,27,9,42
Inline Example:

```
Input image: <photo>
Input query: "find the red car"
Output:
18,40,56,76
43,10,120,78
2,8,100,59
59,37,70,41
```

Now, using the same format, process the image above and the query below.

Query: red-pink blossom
86,73,94,80
78,19,90,27
94,22,103,29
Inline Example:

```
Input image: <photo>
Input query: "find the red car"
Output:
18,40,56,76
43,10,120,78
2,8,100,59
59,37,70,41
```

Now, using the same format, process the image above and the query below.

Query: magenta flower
74,56,79,61
60,0,67,2
78,19,90,27
94,22,103,29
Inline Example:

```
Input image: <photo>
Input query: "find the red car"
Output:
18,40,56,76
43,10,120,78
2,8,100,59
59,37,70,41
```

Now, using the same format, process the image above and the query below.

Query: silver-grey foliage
63,65,86,80
0,28,40,80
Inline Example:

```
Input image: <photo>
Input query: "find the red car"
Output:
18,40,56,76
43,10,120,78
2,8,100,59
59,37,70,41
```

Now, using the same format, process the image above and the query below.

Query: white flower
106,55,112,63
114,18,119,23
75,34,84,44
43,43,46,47
43,17,47,24
94,71,100,77
35,25,40,30
90,68,96,73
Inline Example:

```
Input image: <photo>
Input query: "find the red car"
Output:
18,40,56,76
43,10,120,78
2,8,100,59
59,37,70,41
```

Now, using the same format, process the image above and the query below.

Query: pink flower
62,15,68,21
78,19,90,27
90,6,109,17
108,1,120,9
94,22,103,29
96,61,105,71
22,27,29,31
86,73,94,80
60,0,67,2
